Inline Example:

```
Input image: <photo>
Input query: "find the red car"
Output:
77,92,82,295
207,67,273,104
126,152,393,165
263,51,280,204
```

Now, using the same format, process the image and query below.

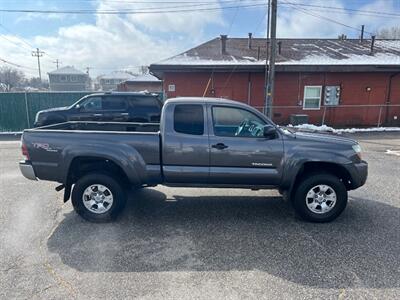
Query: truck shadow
47,188,400,289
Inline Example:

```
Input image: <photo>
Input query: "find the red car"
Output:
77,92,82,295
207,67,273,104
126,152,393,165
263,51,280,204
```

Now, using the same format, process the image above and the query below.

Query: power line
0,23,35,49
281,2,375,35
280,2,400,18
0,34,33,52
0,57,37,71
0,3,267,15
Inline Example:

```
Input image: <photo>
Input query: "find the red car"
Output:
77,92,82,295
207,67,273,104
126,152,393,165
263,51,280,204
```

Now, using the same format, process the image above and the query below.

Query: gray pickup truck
19,97,367,223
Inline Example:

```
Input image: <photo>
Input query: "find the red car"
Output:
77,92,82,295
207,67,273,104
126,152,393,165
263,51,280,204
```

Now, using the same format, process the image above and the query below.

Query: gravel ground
0,132,399,299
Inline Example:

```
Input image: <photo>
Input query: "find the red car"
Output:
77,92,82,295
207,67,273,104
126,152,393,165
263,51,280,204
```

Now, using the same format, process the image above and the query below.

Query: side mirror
263,125,277,139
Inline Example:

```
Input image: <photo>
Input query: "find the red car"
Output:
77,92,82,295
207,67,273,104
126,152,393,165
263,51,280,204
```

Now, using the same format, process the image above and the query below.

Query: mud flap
55,184,71,202
63,184,71,202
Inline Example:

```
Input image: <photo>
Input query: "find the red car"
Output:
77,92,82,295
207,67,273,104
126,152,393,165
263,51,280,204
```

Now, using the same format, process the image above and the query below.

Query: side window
303,86,322,110
102,97,127,110
174,104,204,135
130,97,161,110
212,106,265,137
79,97,102,111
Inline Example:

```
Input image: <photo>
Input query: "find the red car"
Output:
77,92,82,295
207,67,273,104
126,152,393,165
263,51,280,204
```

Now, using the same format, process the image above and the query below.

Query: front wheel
71,173,126,222
292,173,348,223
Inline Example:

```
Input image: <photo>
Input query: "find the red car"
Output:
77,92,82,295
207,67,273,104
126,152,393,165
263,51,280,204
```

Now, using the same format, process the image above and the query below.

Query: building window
303,86,322,110
60,75,67,82
71,75,78,82
174,104,204,135
168,84,175,92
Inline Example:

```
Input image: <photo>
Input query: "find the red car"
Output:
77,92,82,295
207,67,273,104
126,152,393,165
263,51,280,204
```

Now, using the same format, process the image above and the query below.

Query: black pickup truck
20,97,368,223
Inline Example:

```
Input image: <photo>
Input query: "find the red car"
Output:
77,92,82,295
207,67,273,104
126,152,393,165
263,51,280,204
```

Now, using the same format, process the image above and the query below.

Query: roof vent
360,25,365,42
220,34,227,55
338,34,347,40
370,35,376,53
248,32,252,49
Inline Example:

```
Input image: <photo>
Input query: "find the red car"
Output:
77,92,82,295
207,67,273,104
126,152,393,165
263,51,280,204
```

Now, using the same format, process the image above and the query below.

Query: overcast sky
0,0,399,78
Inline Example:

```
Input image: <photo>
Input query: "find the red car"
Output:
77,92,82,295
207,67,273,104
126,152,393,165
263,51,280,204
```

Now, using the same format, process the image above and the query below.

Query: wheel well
291,162,353,194
67,157,130,187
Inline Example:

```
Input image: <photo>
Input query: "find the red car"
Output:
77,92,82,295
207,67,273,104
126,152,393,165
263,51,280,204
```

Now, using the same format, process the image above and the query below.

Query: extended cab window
212,106,265,137
174,104,204,135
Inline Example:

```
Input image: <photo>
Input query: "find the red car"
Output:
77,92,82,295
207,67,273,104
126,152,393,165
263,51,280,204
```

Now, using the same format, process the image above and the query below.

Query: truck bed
23,121,161,184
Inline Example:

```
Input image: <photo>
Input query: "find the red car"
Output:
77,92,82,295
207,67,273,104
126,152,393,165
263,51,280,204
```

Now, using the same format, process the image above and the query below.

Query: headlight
352,144,362,160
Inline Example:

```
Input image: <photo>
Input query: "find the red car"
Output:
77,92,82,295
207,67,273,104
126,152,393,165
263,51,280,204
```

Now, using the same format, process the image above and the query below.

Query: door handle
212,143,228,150
120,113,129,116
93,113,103,116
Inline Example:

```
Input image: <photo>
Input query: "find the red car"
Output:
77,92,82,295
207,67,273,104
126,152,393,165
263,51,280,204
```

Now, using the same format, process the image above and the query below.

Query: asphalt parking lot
1,132,399,299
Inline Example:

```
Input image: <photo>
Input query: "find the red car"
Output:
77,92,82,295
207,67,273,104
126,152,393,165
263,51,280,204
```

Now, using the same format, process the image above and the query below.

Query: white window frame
303,85,322,110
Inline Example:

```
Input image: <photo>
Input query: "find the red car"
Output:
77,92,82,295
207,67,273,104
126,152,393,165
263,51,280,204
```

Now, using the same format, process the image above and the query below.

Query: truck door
208,104,284,185
161,103,210,183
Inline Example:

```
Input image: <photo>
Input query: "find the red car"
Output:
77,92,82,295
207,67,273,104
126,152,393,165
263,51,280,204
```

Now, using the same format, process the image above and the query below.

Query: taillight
21,143,30,160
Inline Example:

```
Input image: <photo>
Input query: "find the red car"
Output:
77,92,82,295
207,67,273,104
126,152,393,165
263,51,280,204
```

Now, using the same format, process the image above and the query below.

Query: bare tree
24,77,49,90
376,26,400,39
0,67,25,91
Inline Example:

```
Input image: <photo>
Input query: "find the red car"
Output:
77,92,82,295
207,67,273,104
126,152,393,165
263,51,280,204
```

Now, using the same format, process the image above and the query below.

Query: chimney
248,32,252,49
360,25,365,42
370,35,376,53
220,34,227,55
278,41,282,55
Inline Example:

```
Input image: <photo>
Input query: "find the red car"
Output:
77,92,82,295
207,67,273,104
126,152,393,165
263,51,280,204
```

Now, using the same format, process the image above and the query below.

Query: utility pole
31,48,44,81
265,0,277,118
53,59,61,69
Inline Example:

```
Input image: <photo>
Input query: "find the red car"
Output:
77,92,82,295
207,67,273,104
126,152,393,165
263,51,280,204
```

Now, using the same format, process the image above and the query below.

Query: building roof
48,66,86,75
125,73,161,82
99,71,136,80
150,37,400,74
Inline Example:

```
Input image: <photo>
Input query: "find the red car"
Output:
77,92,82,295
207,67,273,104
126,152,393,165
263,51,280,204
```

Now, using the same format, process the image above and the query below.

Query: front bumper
19,161,37,181
345,161,368,189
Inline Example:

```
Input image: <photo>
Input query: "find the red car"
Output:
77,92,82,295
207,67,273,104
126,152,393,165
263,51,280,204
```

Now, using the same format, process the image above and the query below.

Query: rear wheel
71,173,126,222
292,173,347,222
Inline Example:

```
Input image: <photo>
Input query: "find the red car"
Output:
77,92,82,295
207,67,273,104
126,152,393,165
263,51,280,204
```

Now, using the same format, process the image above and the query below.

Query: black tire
71,173,126,222
292,173,348,223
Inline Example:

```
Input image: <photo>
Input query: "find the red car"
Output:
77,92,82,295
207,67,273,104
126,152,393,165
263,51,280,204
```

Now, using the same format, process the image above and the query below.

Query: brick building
150,35,400,126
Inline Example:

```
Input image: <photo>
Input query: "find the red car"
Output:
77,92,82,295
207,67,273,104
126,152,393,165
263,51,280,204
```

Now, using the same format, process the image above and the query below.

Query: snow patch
385,150,400,156
287,124,400,134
